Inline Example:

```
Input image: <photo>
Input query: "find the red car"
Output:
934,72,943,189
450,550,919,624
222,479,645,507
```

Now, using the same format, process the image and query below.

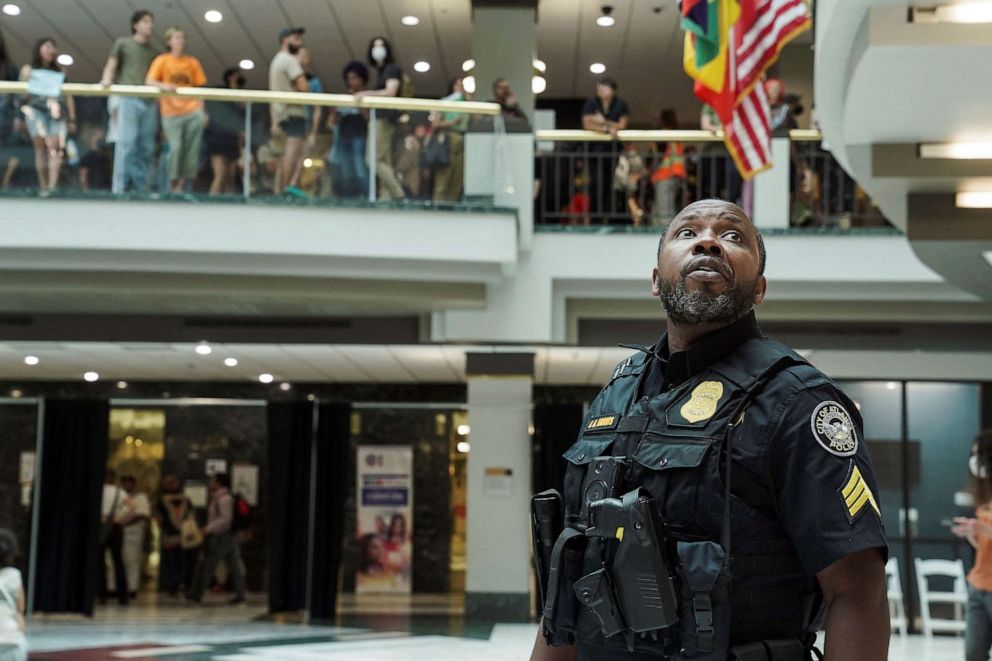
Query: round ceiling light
239,59,255,71
258,373,274,384
279,382,292,391
401,15,420,26
413,60,431,73
461,58,476,72
463,76,476,94
589,62,607,74
2,4,20,16
224,357,239,367
204,9,223,23
117,381,128,389
83,371,100,382
597,15,616,27
195,342,212,355
56,54,74,66
23,355,39,366
533,59,547,72
532,75,547,94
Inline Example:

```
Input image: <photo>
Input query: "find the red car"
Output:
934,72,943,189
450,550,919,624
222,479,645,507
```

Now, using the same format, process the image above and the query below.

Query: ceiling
0,341,633,385
0,0,811,125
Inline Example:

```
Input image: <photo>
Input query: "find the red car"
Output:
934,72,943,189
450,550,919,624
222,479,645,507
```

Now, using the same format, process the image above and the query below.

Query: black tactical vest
553,337,816,659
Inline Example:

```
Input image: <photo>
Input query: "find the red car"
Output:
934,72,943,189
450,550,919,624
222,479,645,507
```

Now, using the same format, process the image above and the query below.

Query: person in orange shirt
952,429,992,661
145,27,206,193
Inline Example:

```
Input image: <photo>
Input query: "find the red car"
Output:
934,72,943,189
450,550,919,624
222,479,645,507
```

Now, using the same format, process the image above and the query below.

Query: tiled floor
25,600,967,660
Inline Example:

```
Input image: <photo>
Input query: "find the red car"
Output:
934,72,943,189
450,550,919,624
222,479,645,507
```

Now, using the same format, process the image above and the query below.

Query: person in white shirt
100,469,128,605
114,475,150,598
187,473,246,604
0,528,26,661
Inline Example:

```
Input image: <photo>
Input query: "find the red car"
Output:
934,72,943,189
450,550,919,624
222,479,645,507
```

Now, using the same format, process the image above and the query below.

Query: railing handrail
535,128,822,142
0,81,502,116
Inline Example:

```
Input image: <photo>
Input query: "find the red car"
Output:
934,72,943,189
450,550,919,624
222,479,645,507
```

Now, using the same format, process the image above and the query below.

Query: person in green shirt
429,77,469,202
99,9,157,194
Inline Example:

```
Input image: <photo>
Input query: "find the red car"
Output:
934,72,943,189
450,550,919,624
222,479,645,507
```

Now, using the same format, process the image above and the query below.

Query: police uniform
543,311,887,660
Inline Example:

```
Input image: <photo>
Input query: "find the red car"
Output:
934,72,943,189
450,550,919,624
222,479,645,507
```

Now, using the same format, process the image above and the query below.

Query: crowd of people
100,469,248,605
0,10,526,202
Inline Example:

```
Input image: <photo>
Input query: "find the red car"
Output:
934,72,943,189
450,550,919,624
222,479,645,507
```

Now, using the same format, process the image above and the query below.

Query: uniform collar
652,310,763,388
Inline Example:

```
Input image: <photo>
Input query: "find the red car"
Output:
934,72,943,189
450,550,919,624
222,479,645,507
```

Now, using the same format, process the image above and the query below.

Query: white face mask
371,46,387,63
971,454,988,479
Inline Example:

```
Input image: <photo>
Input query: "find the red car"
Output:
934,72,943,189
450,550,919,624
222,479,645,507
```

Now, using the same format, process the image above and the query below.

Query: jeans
112,97,158,194
332,135,369,198
189,532,246,600
968,584,992,661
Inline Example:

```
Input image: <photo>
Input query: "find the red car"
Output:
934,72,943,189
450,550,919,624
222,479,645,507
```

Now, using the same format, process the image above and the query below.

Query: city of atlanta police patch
810,401,858,457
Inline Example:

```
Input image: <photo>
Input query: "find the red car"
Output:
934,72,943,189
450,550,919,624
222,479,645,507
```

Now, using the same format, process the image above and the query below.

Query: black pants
100,525,128,604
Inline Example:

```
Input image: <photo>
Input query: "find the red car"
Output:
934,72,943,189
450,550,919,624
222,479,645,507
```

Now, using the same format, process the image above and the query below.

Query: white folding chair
914,557,967,637
885,557,908,635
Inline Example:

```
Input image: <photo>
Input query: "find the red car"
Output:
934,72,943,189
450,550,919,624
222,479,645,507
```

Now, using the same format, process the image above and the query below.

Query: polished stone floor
24,597,966,660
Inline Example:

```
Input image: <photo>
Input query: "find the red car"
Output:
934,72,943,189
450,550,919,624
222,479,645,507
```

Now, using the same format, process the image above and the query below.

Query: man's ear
753,275,767,306
650,267,662,298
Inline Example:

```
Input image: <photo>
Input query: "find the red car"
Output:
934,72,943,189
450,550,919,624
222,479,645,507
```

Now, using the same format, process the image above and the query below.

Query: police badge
810,401,858,457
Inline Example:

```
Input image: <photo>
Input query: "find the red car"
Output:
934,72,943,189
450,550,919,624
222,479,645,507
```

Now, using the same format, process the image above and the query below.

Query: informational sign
232,464,259,506
205,458,227,476
484,467,514,497
185,482,208,508
356,445,413,594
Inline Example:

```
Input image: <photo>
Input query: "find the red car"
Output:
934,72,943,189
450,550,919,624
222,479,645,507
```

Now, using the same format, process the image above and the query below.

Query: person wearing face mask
952,430,992,661
354,36,406,200
268,27,309,197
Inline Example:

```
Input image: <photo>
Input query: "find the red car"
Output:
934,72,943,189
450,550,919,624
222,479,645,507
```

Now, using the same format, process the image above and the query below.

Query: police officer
531,200,888,661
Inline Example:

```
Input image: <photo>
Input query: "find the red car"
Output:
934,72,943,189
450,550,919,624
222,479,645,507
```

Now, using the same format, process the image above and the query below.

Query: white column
464,353,534,619
472,4,537,118
752,138,792,229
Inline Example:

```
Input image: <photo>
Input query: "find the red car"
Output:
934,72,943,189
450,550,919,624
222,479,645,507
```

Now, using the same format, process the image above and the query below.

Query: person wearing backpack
187,472,246,605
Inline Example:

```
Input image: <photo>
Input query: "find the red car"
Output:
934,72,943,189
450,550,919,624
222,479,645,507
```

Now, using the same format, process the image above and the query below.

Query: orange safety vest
650,142,686,183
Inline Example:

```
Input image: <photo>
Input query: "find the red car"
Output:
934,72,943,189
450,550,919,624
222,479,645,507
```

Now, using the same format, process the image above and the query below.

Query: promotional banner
356,445,413,593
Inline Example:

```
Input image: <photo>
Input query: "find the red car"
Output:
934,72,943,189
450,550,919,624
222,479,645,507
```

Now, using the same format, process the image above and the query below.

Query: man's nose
692,232,722,255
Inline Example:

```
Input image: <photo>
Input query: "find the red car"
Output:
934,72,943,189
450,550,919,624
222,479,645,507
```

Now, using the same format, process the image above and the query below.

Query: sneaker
283,185,307,199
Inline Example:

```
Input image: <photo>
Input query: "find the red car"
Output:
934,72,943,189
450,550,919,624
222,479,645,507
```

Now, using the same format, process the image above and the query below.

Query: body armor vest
548,337,817,659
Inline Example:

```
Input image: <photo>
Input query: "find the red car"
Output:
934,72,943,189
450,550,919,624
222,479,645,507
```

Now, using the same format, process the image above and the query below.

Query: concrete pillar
471,1,537,118
752,138,792,229
464,352,534,619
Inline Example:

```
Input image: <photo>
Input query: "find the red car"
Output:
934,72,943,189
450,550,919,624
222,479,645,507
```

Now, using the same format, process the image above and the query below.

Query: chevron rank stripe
839,462,880,523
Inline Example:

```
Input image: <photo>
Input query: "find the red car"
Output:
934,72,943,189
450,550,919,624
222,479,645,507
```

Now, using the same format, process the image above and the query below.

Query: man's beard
659,274,758,326
288,44,301,55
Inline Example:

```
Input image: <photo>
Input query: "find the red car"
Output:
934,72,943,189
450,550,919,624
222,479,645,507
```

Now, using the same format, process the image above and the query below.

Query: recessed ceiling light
956,191,992,208
195,342,212,355
457,424,471,435
1,4,20,16
224,357,239,367
532,75,547,94
885,382,899,391
463,76,476,94
258,373,274,384
23,355,39,366
239,59,255,71
83,371,100,382
919,141,992,159
56,54,73,66
456,441,470,453
533,59,546,72
589,62,607,74
597,15,616,27
204,9,223,23
279,382,292,391
914,2,992,23
117,381,128,389
9,389,22,399
401,15,420,26
303,158,314,168
413,60,431,73
461,59,475,72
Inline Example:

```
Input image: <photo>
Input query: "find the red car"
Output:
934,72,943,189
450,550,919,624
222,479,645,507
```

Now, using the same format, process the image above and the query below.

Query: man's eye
676,228,695,238
724,231,742,241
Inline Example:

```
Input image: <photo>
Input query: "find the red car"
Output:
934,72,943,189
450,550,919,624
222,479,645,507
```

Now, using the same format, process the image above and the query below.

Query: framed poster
355,445,413,594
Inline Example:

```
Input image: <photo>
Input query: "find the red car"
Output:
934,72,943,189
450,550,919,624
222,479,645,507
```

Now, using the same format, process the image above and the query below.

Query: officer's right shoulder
606,349,650,385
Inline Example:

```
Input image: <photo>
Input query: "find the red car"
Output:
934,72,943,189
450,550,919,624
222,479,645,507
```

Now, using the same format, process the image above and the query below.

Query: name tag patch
839,461,880,523
586,415,619,432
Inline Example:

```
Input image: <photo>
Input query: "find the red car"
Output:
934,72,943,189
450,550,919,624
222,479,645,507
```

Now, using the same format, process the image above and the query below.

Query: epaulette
608,344,653,382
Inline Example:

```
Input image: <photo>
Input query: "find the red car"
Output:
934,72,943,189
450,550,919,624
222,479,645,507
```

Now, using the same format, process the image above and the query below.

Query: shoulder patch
839,461,880,523
810,400,858,457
